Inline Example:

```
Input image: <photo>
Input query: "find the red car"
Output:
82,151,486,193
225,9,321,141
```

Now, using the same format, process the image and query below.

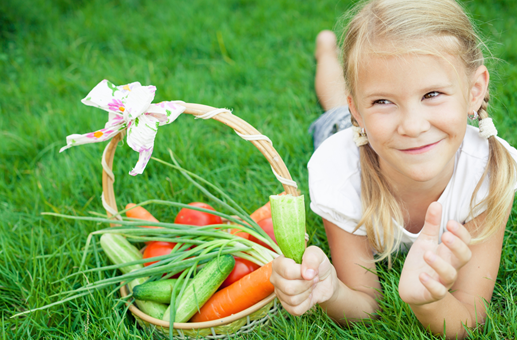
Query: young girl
270,0,517,338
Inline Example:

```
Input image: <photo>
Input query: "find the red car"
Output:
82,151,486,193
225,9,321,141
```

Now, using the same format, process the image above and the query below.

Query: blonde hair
340,0,516,263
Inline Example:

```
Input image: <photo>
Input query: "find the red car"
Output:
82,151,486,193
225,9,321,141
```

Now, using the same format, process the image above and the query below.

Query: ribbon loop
60,80,186,175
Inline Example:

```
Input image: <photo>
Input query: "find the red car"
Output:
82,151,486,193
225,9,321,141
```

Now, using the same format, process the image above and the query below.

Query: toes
315,30,338,59
316,30,337,46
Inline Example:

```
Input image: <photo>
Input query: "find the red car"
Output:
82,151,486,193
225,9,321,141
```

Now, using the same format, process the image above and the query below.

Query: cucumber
128,276,168,319
100,233,143,274
162,254,235,323
133,279,179,304
270,194,306,264
100,233,168,319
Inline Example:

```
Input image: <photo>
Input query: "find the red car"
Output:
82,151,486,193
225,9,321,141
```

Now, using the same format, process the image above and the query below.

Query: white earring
469,110,478,121
352,126,368,147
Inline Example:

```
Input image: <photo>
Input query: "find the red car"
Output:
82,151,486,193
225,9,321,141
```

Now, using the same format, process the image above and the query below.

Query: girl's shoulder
460,125,517,164
308,127,359,178
443,125,517,223
307,128,365,234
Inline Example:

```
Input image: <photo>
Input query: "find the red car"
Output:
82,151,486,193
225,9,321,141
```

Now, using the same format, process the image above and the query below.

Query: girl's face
348,52,487,186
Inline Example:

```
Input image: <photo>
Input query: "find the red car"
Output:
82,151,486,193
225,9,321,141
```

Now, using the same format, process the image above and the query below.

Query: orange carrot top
125,203,161,229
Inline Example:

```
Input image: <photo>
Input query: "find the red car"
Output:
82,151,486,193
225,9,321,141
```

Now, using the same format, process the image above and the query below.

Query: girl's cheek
434,103,467,131
365,115,398,141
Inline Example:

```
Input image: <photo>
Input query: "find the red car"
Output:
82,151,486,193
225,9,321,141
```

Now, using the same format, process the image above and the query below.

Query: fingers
301,246,331,282
446,220,472,245
420,202,443,241
423,251,457,288
441,222,472,269
270,255,314,300
419,272,448,301
272,255,304,280
274,283,313,311
276,289,314,316
273,278,313,303
271,246,333,317
270,256,314,316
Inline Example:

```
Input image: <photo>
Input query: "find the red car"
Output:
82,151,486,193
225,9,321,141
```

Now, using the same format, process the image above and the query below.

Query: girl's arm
270,218,381,323
319,218,381,322
400,203,511,339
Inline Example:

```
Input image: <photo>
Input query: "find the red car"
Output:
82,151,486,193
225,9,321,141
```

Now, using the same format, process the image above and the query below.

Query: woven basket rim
101,103,299,222
120,284,277,329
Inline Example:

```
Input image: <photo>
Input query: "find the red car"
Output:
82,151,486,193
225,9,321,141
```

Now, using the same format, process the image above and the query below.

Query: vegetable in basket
100,233,168,319
190,261,275,322
248,217,277,251
133,279,179,304
162,254,235,323
125,203,161,229
143,241,178,267
220,257,260,289
174,202,222,226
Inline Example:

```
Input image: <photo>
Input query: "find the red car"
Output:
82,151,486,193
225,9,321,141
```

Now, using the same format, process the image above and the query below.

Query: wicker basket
100,103,299,338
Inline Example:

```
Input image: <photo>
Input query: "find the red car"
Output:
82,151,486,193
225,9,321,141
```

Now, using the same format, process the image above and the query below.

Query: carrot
227,218,251,240
229,227,250,240
190,261,274,322
250,202,272,223
125,203,161,229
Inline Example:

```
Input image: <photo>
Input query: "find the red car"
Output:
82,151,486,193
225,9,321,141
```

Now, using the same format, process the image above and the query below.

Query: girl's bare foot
314,30,348,111
315,30,338,60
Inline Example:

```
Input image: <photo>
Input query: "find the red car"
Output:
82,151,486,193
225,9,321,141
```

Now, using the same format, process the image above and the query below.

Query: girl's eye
423,91,440,100
372,99,392,105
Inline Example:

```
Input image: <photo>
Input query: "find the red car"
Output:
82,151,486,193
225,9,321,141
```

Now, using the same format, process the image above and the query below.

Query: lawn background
1,0,516,339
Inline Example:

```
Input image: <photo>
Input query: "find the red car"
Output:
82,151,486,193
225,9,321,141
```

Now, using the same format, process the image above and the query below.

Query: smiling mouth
399,140,441,154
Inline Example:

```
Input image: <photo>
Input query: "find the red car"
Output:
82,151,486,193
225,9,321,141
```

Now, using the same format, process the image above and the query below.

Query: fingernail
449,222,458,232
305,269,315,279
427,253,437,263
421,273,429,283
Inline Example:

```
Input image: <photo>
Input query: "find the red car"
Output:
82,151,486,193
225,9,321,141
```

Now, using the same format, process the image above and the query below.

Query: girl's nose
397,107,431,137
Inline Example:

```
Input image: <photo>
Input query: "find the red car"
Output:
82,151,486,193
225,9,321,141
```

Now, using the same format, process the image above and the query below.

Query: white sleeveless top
308,125,517,249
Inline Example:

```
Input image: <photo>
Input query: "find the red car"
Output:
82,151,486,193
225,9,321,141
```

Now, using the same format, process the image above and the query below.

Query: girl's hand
270,245,338,316
398,202,472,306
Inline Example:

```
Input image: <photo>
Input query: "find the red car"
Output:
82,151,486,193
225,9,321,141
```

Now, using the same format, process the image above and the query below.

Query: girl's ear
347,95,364,127
470,65,489,113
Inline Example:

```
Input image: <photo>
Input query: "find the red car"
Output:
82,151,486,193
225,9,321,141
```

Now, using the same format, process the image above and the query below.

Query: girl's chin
401,161,454,184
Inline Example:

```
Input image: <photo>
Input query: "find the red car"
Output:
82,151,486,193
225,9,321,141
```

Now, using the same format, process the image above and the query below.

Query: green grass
1,0,517,339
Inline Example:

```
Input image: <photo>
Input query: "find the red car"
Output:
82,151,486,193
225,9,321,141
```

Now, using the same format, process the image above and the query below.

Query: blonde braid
477,90,490,120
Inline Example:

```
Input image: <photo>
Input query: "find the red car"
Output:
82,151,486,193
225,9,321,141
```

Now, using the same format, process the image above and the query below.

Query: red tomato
220,257,260,289
142,241,177,266
174,202,222,226
249,217,277,251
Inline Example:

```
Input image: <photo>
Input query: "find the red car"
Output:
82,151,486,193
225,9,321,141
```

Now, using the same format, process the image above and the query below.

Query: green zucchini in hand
162,254,235,323
100,233,168,319
270,194,306,264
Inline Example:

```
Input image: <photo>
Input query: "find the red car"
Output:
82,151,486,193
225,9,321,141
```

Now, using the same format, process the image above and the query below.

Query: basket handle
101,103,299,220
